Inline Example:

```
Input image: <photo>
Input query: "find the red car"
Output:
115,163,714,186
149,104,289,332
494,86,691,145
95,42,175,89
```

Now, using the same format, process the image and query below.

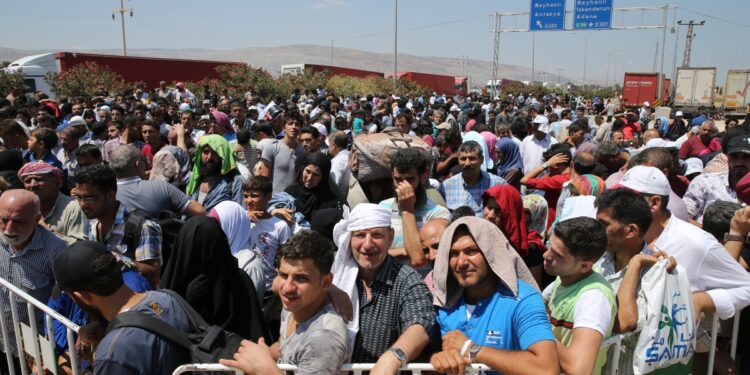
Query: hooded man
430,217,559,375
186,134,244,211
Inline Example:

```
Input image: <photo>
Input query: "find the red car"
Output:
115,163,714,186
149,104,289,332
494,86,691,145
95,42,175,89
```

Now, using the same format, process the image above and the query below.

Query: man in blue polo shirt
430,217,559,375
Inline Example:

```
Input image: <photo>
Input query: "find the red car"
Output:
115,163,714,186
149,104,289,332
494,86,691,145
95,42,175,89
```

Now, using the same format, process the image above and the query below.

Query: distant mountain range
0,44,578,89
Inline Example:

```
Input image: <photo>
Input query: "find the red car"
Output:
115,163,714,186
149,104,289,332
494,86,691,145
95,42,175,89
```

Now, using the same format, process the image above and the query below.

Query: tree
45,61,126,98
0,70,30,97
212,64,278,102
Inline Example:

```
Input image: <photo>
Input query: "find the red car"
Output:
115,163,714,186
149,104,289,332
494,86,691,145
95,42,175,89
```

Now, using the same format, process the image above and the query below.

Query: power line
680,7,750,29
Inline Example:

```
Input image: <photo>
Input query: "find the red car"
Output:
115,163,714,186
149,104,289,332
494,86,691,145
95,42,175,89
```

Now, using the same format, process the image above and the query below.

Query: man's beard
70,293,104,322
396,183,427,208
199,161,221,179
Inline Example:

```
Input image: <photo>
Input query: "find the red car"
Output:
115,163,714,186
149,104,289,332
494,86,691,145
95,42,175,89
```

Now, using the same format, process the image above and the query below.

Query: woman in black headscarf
159,216,272,342
284,152,342,221
0,150,24,190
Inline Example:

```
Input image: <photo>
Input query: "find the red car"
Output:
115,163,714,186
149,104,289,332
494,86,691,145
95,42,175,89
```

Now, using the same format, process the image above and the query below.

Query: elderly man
0,189,68,363
678,120,719,160
186,134,244,211
18,162,86,243
430,217,559,375
683,129,750,223
331,203,435,373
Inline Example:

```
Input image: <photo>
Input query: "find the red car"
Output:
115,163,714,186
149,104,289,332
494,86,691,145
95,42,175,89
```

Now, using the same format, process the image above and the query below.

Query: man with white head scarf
331,203,434,372
430,217,559,375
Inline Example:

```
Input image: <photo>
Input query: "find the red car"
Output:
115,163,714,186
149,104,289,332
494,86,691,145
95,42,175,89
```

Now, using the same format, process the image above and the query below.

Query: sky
2,0,749,85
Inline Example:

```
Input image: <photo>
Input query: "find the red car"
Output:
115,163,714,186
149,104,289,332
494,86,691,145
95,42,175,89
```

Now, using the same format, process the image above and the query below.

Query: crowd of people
0,84,750,375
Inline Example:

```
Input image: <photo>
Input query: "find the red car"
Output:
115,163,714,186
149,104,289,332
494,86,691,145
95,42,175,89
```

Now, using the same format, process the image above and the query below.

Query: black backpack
124,209,184,269
106,289,244,368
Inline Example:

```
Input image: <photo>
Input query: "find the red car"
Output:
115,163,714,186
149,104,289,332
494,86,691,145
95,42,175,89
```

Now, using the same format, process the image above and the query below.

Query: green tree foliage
45,61,126,98
0,70,30,97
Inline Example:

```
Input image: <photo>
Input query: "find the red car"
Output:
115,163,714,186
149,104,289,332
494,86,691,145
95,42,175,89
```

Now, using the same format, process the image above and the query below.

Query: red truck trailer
54,52,244,89
454,77,468,96
392,71,455,95
281,63,384,79
622,72,670,108
5,52,246,97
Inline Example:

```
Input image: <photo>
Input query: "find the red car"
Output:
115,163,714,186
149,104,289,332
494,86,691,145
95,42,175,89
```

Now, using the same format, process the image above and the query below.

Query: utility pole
678,20,705,67
330,40,334,66
656,4,668,103
112,0,133,56
557,68,563,85
652,39,659,72
490,13,501,98
540,71,548,85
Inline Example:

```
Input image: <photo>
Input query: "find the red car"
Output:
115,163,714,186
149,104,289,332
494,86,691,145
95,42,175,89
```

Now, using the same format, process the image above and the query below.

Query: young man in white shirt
616,165,750,373
542,217,616,375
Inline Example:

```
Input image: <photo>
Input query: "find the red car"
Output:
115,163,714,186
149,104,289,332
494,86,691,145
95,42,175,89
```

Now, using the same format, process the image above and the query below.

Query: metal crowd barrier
0,274,740,375
0,276,81,375
171,363,492,374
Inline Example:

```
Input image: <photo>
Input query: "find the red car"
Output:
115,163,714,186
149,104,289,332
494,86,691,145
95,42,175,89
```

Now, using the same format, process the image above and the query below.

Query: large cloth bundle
348,128,431,183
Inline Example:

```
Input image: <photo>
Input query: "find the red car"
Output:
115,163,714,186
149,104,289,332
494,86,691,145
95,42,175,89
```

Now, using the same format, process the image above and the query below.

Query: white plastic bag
633,260,696,374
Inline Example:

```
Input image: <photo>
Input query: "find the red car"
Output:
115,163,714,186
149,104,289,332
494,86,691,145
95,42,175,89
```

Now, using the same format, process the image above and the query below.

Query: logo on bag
644,300,694,365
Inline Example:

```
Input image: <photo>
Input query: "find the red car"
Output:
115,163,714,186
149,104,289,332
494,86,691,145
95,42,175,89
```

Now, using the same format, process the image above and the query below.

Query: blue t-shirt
437,280,555,364
48,269,152,352
94,290,192,375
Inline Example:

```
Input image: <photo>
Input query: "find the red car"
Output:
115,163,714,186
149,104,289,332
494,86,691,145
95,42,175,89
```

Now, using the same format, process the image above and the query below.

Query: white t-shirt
542,285,613,337
520,134,558,173
654,217,750,319
249,216,292,293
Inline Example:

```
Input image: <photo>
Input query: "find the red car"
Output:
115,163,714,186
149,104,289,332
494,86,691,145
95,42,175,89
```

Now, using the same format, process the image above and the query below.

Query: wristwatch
724,233,746,243
469,343,482,363
389,347,407,366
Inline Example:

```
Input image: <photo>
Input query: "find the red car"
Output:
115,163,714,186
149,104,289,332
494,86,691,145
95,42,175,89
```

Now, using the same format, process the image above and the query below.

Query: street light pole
393,0,398,82
531,32,535,87
583,37,588,87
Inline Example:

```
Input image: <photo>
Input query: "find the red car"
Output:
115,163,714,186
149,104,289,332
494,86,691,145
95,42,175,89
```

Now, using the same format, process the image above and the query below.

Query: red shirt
524,172,571,227
141,142,165,163
678,136,712,160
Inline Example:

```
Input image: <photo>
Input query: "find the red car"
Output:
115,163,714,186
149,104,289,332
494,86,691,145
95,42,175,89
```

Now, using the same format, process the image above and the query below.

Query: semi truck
622,72,670,109
723,69,750,120
485,79,525,96
392,71,455,95
280,63,383,79
454,77,468,97
4,52,245,98
672,67,716,115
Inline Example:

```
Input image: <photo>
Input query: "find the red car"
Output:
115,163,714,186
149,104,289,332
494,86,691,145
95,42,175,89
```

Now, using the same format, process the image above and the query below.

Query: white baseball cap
312,123,328,138
68,115,86,127
643,101,650,106
684,158,704,176
532,115,549,126
675,111,683,117
614,165,670,196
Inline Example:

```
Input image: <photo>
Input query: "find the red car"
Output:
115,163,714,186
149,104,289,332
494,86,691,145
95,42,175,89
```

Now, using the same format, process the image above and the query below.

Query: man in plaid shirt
74,164,162,287
439,141,506,217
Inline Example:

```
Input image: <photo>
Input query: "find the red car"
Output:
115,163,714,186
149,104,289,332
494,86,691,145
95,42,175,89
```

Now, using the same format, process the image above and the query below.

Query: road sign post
573,0,613,30
529,0,565,31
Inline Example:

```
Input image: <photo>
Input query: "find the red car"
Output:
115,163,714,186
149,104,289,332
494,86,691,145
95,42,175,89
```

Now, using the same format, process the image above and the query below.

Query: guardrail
0,274,741,375
171,363,493,375
0,276,81,375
